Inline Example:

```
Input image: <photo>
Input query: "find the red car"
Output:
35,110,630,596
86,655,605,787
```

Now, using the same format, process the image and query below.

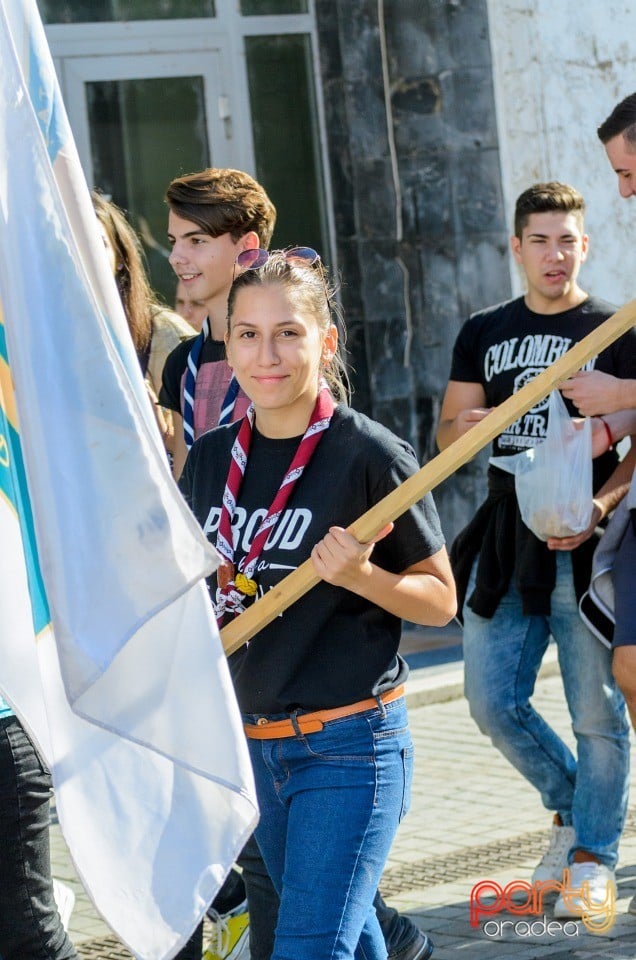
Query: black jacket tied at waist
450,467,599,621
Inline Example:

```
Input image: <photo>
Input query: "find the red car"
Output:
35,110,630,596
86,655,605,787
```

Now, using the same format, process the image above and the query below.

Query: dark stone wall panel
322,81,356,241
344,316,372,412
386,0,493,74
343,81,389,161
337,0,383,80
401,154,453,239
410,243,461,394
314,6,343,80
456,232,511,318
374,397,416,450
445,69,499,145
392,66,498,155
358,242,410,324
416,393,441,465
391,77,442,120
451,148,506,234
433,452,489,546
445,0,493,69
366,316,414,403
315,0,512,538
352,158,399,238
384,0,452,74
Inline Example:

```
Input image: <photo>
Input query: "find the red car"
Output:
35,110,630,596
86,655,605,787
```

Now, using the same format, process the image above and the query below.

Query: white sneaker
553,861,616,928
532,823,576,883
52,878,75,931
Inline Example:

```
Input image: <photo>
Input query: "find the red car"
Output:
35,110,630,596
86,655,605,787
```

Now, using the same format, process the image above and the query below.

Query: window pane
245,34,327,263
240,0,307,13
38,0,215,24
87,76,210,301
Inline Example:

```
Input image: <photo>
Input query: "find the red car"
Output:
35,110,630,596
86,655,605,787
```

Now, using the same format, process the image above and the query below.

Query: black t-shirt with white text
450,295,636,458
180,405,445,714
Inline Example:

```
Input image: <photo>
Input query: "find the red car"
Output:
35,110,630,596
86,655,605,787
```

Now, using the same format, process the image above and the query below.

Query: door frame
44,5,337,268
47,17,257,177
61,49,232,186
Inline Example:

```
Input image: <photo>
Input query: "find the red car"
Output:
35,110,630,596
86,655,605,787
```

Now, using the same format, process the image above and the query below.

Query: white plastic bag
490,390,593,541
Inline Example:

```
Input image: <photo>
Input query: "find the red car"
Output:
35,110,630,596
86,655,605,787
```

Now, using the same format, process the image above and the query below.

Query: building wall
487,0,636,305
315,0,511,543
317,0,636,544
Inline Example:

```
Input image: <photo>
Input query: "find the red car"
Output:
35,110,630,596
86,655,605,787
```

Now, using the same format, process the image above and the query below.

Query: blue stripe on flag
27,24,65,162
0,322,50,636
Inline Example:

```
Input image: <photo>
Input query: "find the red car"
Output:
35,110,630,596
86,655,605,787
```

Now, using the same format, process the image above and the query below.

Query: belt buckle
256,717,269,726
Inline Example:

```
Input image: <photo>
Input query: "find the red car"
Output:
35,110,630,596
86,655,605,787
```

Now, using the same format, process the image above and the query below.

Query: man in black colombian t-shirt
437,182,636,924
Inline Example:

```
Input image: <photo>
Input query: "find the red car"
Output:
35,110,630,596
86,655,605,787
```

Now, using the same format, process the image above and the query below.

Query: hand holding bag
490,390,593,542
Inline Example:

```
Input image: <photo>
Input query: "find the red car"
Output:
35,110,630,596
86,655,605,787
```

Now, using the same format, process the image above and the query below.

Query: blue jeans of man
0,715,78,960
463,551,630,868
245,696,413,960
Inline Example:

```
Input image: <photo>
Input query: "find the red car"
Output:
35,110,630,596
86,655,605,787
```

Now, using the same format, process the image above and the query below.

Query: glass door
60,50,229,301
46,2,335,295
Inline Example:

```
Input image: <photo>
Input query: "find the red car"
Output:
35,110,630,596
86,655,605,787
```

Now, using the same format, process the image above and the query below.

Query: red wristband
598,417,614,451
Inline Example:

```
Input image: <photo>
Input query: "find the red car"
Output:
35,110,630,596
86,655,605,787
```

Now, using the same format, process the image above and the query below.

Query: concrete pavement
51,644,636,959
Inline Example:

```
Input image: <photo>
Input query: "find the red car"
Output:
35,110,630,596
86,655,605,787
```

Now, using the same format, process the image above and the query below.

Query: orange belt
243,685,405,740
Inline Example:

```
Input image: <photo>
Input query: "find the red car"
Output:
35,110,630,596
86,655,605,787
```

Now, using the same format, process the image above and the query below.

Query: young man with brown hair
437,181,636,922
160,167,277,480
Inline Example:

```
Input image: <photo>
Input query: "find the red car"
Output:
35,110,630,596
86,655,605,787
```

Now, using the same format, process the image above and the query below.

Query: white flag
0,2,257,957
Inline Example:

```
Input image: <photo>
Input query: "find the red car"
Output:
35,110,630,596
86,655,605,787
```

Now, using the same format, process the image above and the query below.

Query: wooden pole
221,298,636,656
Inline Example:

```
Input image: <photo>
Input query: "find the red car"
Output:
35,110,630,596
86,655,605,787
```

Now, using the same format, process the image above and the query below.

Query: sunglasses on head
235,246,320,272
231,246,332,313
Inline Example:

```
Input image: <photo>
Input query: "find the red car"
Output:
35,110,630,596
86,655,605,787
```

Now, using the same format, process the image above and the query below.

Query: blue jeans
245,697,413,960
238,834,420,960
183,834,419,960
463,551,630,868
0,715,78,960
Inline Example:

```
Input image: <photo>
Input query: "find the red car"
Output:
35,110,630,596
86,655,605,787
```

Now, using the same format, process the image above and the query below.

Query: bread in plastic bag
490,389,593,541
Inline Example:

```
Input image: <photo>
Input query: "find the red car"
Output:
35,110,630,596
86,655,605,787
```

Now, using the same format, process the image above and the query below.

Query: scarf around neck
214,387,335,625
183,316,239,448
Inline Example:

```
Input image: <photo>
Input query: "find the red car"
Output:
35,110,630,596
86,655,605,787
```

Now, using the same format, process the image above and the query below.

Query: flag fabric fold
0,2,257,957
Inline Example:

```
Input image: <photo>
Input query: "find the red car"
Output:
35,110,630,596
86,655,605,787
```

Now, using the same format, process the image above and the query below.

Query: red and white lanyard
214,387,334,625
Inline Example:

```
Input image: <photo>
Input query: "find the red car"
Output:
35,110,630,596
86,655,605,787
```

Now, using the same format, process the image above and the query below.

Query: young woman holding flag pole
179,247,456,960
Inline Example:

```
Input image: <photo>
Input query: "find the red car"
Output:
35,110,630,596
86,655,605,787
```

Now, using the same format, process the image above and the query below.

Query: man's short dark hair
514,182,585,239
597,93,636,148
